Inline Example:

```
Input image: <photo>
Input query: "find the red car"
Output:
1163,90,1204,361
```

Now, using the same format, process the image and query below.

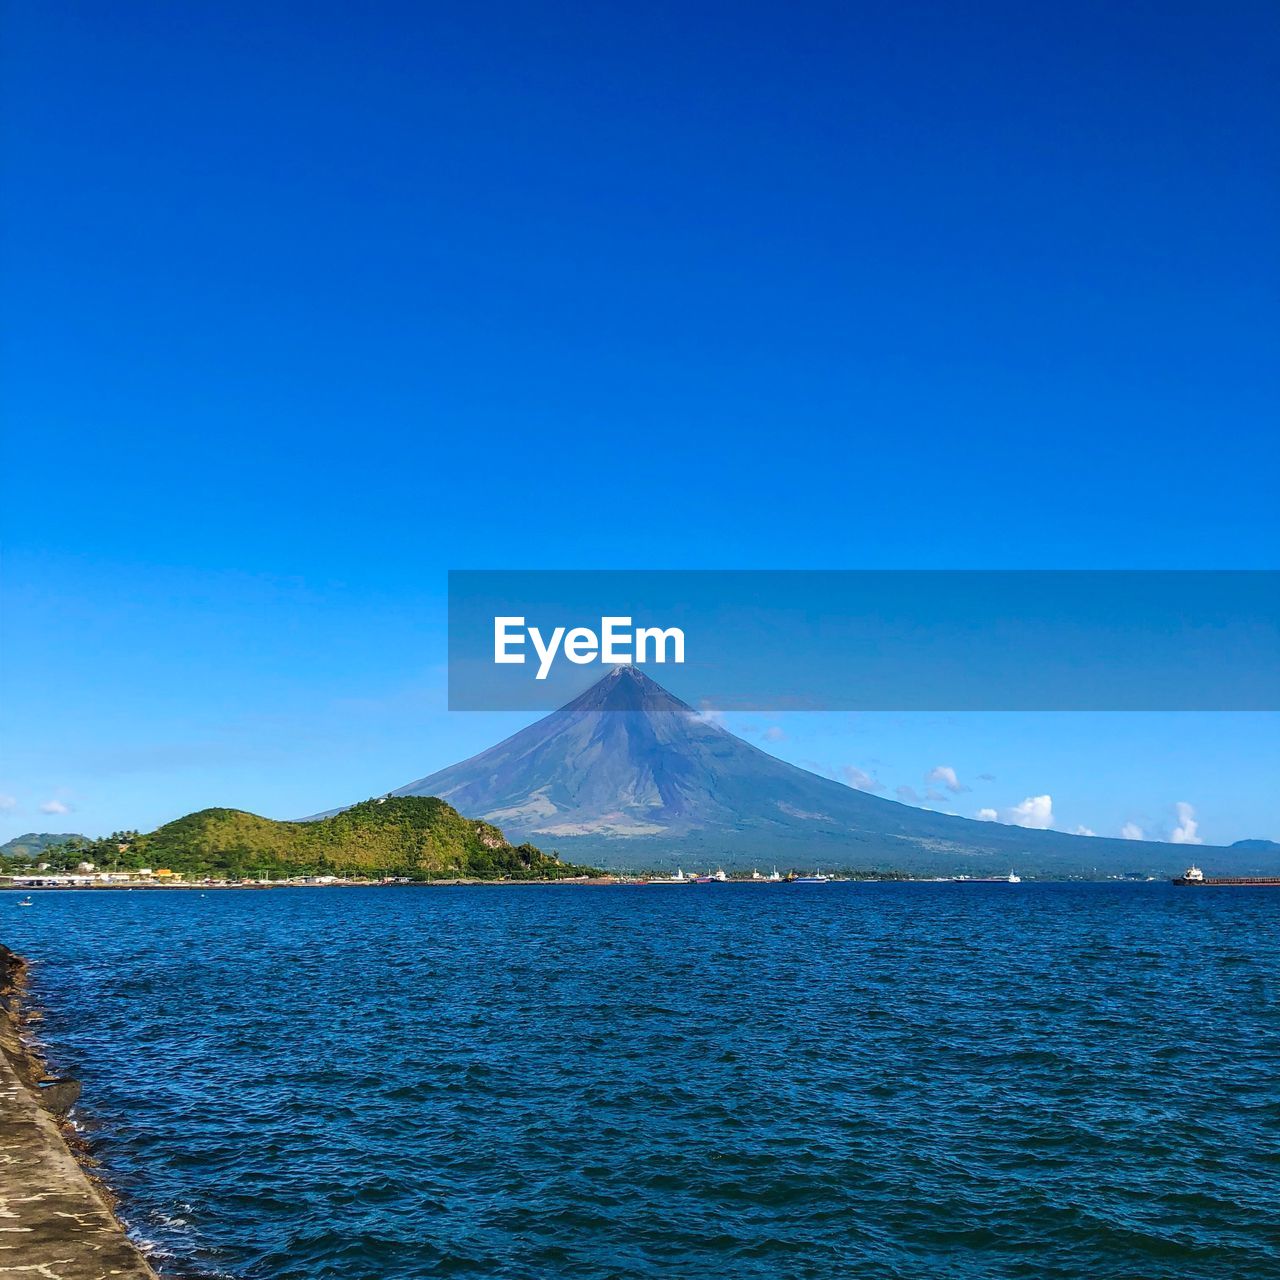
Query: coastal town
1,863,377,889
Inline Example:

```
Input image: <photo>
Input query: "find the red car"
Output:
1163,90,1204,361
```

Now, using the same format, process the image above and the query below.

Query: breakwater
0,944,156,1279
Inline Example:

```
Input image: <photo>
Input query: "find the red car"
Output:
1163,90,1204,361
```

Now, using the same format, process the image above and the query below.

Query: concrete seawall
0,944,157,1280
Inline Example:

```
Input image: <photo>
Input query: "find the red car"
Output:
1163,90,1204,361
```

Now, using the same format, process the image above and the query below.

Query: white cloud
1074,825,1097,837
40,799,71,815
926,765,968,794
1005,795,1054,830
694,701,724,726
1171,801,1202,845
1121,822,1145,841
0,794,16,811
976,807,998,821
762,726,786,743
841,765,882,793
896,785,921,804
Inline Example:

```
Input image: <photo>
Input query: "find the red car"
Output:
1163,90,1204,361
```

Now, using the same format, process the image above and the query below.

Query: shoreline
0,877,624,891
1,876,1184,891
0,943,157,1279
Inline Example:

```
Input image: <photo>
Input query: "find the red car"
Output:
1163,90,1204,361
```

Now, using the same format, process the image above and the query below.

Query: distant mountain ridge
349,667,1274,876
0,832,87,861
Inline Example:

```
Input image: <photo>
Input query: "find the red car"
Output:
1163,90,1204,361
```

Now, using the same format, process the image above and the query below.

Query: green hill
32,798,597,880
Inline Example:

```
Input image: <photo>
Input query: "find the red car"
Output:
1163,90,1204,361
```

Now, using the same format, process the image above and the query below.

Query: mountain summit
392,666,751,838
368,666,1259,875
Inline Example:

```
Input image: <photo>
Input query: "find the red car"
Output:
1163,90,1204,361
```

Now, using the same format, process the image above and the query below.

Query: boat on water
642,869,690,885
17,896,33,907
790,870,830,884
1173,864,1280,887
952,872,1021,883
767,867,782,882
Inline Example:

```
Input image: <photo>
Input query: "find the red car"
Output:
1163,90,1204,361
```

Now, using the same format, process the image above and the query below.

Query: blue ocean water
6,883,1279,1279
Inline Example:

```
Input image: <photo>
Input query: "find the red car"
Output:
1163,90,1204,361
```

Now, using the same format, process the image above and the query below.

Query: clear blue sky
2,1,1277,846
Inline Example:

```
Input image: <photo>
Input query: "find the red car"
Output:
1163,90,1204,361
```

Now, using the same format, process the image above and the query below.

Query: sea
6,882,1279,1279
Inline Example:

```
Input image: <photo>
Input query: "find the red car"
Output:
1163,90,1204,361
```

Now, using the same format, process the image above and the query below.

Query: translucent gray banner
448,570,1280,711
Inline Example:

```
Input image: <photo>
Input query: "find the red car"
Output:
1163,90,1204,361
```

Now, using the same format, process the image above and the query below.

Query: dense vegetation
9,798,598,881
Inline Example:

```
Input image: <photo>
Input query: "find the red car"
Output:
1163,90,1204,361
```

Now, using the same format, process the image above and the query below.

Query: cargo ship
1172,864,1280,887
639,869,690,885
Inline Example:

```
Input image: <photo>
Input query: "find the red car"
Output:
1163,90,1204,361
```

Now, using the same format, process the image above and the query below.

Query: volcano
342,666,1261,875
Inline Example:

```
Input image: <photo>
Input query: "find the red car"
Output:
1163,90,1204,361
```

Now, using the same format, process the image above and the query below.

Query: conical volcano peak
568,664,695,714
602,663,661,687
